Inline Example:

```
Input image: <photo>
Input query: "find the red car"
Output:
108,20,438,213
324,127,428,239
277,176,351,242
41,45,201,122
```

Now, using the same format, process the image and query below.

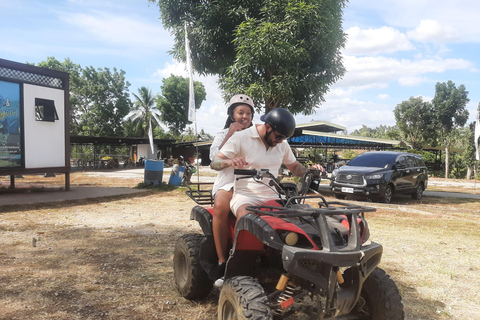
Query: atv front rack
246,195,376,218
185,182,214,206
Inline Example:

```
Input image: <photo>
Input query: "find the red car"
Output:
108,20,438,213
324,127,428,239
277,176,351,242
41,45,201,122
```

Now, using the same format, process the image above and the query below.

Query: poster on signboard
0,80,22,168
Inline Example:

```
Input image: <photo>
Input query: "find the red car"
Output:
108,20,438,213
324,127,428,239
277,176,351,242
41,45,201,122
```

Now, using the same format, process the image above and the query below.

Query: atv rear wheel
346,267,404,320
218,276,273,320
173,233,213,300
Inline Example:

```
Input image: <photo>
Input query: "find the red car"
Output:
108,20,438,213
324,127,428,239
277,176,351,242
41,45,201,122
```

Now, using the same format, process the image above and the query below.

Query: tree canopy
78,66,131,136
149,0,347,114
394,96,435,149
432,80,469,178
157,74,206,135
124,87,162,137
34,57,131,137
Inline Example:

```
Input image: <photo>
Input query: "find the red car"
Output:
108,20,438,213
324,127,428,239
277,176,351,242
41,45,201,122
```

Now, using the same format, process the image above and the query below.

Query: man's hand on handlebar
308,164,325,179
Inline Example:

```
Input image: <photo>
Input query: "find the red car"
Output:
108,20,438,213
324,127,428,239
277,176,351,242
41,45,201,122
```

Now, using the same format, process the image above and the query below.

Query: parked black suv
330,151,428,203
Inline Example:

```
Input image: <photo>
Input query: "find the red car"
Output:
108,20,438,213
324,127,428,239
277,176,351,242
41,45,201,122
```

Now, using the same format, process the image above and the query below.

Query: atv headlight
284,232,299,246
365,173,383,180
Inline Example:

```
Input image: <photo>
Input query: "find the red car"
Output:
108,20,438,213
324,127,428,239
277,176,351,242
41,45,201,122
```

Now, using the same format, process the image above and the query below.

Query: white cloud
339,55,471,89
377,93,390,99
398,76,428,87
348,0,480,42
62,11,172,50
407,20,459,44
304,97,396,132
345,26,414,55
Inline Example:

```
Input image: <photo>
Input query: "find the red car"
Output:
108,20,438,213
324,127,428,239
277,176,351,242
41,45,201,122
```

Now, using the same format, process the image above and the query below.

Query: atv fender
190,205,214,236
225,213,288,279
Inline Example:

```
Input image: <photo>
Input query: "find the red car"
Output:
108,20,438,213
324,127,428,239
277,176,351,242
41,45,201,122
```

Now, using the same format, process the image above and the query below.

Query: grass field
1,172,479,319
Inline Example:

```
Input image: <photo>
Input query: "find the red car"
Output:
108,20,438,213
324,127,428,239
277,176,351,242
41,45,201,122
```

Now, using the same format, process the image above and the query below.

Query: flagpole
475,109,480,191
185,21,200,184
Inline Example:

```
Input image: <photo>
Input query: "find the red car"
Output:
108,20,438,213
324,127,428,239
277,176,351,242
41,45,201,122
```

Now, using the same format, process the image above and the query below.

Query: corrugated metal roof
289,130,403,149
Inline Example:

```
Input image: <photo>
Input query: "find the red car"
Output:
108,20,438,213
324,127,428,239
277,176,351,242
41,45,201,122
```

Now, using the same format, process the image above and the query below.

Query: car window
347,153,397,168
416,157,426,167
397,156,407,167
406,156,416,168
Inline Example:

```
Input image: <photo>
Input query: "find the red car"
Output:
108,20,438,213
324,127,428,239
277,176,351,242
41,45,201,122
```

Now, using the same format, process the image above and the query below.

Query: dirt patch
1,171,480,319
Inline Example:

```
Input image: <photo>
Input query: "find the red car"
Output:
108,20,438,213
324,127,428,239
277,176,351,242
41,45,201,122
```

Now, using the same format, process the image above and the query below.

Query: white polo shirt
219,125,296,212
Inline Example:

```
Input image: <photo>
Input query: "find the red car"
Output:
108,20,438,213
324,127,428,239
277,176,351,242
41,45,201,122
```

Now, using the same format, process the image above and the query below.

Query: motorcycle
175,169,404,319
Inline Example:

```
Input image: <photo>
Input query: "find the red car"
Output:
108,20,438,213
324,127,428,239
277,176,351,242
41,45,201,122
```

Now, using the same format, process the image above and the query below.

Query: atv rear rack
185,182,214,206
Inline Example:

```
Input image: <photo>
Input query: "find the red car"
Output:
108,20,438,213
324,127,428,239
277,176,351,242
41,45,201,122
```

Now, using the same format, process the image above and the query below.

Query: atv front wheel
218,276,273,320
173,233,213,300
347,267,404,320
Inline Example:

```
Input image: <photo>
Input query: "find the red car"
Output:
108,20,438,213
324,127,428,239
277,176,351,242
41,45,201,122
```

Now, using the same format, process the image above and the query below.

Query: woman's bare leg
212,189,233,263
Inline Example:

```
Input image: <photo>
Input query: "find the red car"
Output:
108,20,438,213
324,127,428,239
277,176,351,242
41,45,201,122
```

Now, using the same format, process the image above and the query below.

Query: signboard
0,80,21,168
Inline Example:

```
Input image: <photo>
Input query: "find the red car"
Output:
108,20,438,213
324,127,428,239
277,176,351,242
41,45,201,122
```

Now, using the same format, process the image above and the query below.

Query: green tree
432,81,469,178
78,66,131,136
35,57,83,134
123,87,162,137
463,103,480,179
351,124,399,140
35,57,132,137
149,0,346,114
394,96,435,149
157,75,206,135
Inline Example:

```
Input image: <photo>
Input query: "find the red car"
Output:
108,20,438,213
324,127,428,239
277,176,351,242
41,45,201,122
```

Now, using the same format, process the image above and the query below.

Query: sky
1,0,479,136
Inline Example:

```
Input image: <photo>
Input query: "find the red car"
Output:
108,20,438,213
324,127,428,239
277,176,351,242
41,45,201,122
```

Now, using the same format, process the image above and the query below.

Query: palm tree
124,87,162,137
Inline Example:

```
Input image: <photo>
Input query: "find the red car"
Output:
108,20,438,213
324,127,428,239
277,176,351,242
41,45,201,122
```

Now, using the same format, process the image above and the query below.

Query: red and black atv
175,169,404,319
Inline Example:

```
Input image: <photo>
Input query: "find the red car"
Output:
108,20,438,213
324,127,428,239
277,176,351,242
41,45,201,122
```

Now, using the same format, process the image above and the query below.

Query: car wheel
411,183,423,200
379,185,393,204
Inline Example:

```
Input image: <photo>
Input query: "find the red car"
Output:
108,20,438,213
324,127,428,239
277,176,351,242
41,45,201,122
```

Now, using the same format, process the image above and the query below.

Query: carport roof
294,120,346,134
289,130,403,149
70,135,175,145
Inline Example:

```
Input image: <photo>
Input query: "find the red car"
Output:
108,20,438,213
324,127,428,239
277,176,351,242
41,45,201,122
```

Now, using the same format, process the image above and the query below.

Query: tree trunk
444,146,450,179
466,166,473,180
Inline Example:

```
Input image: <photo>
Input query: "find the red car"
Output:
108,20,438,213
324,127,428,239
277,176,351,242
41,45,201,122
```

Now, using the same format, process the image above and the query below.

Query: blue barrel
144,160,164,186
168,165,185,186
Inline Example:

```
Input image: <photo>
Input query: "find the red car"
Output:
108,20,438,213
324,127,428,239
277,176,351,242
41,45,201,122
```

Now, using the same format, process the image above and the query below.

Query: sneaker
214,277,224,288
209,262,226,286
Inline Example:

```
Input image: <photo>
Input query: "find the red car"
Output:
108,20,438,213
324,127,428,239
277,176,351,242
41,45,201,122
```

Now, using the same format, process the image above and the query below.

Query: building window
35,98,58,122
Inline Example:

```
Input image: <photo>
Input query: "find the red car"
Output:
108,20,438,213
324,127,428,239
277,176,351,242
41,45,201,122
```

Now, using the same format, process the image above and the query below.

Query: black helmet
260,108,296,137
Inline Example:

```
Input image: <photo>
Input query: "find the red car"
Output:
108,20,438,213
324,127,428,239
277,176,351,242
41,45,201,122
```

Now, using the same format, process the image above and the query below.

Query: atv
175,169,404,319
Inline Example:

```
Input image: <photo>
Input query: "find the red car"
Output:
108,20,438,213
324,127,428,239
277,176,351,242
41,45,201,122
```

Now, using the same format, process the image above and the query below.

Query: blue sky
1,0,479,136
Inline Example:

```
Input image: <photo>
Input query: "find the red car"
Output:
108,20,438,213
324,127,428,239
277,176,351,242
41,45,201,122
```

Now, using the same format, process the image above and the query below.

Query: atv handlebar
233,168,273,180
233,168,258,176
